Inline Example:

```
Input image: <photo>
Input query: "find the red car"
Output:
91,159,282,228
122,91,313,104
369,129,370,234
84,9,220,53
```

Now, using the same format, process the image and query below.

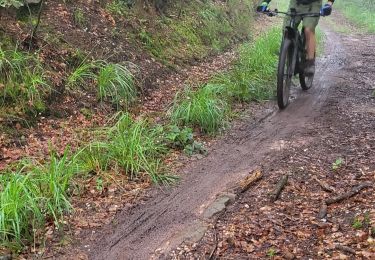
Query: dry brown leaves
171,33,375,259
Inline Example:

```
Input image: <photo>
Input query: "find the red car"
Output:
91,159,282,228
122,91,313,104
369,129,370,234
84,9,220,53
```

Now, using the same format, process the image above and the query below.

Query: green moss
0,33,15,50
133,0,255,64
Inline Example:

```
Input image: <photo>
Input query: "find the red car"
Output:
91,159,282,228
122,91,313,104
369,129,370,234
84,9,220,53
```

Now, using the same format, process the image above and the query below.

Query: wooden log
270,175,288,202
240,169,263,193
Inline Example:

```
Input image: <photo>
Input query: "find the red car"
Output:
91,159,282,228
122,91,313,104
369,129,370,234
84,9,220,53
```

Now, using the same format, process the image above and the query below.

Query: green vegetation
352,217,363,229
0,0,285,253
214,28,280,102
67,61,136,107
170,28,280,133
0,48,51,116
67,61,96,89
75,113,171,182
267,247,277,257
335,0,375,32
171,84,229,134
106,0,129,16
0,0,24,8
0,113,180,248
332,158,344,171
73,8,87,28
97,63,136,107
108,0,255,64
164,125,207,155
351,213,372,230
0,150,77,248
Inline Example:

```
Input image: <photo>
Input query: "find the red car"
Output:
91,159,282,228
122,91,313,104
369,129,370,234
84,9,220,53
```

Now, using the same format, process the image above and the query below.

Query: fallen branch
313,176,335,193
335,244,356,255
240,169,263,193
208,228,218,260
325,183,372,205
317,203,328,219
270,175,288,202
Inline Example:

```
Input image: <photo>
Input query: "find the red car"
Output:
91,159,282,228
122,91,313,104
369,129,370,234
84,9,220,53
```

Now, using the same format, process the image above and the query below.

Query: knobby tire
277,38,293,109
299,30,314,90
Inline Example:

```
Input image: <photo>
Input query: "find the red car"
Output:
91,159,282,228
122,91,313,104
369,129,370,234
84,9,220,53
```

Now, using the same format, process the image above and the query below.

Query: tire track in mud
85,27,347,260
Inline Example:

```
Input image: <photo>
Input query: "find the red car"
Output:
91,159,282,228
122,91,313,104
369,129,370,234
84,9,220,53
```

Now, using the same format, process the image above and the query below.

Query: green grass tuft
74,113,172,183
213,28,280,102
67,61,96,89
67,61,137,108
97,62,136,107
107,114,167,179
170,84,229,134
0,47,51,115
0,150,78,246
170,28,282,134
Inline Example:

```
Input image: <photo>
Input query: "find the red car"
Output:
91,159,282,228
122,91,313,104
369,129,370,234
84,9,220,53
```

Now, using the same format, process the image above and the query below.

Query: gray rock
202,192,236,219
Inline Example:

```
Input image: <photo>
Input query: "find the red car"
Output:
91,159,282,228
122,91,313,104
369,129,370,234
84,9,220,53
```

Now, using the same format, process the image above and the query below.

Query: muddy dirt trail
173,30,375,258
78,24,374,259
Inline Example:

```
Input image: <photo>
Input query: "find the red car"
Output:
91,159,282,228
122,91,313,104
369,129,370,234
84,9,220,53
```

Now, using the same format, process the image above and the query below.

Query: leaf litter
170,32,375,260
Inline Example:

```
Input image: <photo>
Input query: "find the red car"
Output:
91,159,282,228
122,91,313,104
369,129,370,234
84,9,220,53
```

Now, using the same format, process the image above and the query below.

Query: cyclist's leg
302,1,322,59
301,0,322,75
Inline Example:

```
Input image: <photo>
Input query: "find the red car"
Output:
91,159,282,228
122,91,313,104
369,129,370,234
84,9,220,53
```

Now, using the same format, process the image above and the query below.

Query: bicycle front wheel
277,38,294,109
299,30,314,90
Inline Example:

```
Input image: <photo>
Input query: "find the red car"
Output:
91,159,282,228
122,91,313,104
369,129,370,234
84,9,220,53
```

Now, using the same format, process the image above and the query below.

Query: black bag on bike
297,0,319,5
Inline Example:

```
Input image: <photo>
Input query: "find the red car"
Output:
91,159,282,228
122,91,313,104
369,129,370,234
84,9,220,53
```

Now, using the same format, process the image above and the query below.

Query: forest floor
170,27,375,260
1,8,374,260
55,14,375,260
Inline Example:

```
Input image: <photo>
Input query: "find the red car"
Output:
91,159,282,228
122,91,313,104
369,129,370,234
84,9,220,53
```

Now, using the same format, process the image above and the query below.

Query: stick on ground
335,244,356,255
313,176,335,193
270,175,288,202
318,203,328,219
325,183,372,205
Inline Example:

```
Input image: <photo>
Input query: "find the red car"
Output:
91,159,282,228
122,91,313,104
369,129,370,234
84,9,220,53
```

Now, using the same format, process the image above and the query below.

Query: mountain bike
265,9,321,109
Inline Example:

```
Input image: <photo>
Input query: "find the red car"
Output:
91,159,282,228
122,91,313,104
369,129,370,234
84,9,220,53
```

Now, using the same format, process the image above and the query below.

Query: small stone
109,205,118,212
332,225,339,232
339,253,348,260
283,250,295,259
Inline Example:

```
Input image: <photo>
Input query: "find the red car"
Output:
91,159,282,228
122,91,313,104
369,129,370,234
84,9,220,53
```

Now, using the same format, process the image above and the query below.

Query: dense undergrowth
171,28,280,133
0,27,282,250
0,0,288,253
335,0,375,32
0,113,177,248
0,0,257,124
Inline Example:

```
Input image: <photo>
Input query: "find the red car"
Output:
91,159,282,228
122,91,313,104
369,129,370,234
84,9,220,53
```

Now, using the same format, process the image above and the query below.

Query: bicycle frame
261,8,322,108
282,8,320,76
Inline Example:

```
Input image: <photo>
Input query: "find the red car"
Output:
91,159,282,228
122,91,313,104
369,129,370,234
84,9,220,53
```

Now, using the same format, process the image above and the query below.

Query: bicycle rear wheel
277,38,294,109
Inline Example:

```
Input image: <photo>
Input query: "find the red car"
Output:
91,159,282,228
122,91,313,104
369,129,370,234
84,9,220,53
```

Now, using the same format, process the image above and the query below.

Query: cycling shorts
284,0,323,29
